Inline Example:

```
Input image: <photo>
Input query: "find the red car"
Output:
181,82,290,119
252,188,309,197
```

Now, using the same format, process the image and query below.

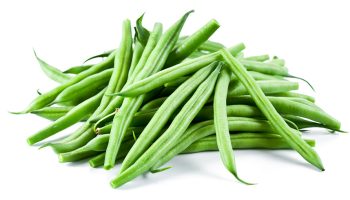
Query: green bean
166,19,220,65
221,48,324,170
187,51,207,59
129,41,144,77
267,58,285,67
53,69,113,105
183,133,315,153
164,71,284,89
226,96,340,130
197,40,225,52
17,50,116,113
50,19,133,150
89,153,106,168
236,52,244,59
49,127,96,153
115,43,245,97
213,67,249,184
59,135,134,163
270,92,315,103
63,64,94,74
244,54,270,62
228,80,299,96
110,66,220,188
88,138,134,168
140,97,167,111
119,63,218,173
30,106,91,121
27,89,106,145
34,50,71,83
152,117,280,170
232,71,284,81
83,49,114,63
239,59,289,76
105,12,192,169
103,20,132,107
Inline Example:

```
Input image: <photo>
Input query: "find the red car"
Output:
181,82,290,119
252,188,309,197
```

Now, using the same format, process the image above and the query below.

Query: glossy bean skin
228,80,298,97
244,54,270,62
197,40,225,52
152,117,274,170
182,133,315,153
54,69,113,105
31,106,74,121
18,50,116,113
34,50,71,83
110,66,220,188
239,59,289,76
27,89,106,145
116,43,244,97
83,49,114,63
221,49,324,171
89,132,315,169
104,22,165,169
128,41,144,77
213,67,248,184
63,64,94,74
226,96,340,130
270,92,315,103
59,136,135,163
267,58,285,67
119,63,217,173
48,20,133,152
166,19,220,65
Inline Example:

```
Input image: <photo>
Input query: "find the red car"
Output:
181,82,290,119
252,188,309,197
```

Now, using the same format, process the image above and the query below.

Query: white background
1,0,349,199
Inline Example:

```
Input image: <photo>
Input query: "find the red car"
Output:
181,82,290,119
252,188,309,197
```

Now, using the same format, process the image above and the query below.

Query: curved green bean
63,64,94,74
53,69,113,105
213,67,249,184
221,48,324,171
17,50,116,113
105,12,192,169
27,89,106,145
34,50,71,83
166,19,220,65
110,65,220,188
119,62,218,173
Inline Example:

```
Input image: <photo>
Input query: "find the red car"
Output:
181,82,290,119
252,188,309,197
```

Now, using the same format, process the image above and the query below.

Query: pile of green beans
14,11,343,188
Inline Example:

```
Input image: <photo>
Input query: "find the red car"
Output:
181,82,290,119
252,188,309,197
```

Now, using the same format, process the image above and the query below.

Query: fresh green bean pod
110,66,220,188
83,49,114,63
239,59,289,76
267,58,285,67
27,89,106,145
59,135,135,163
244,54,270,62
221,49,324,171
103,23,164,169
151,116,274,170
116,43,244,97
106,12,192,169
140,97,167,111
270,92,315,103
63,64,94,74
166,19,220,65
17,50,116,113
30,106,91,121
213,67,249,184
228,80,299,96
227,96,340,130
53,69,113,105
119,63,218,173
33,50,71,83
183,133,315,153
197,40,225,52
187,51,207,59
128,41,144,77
